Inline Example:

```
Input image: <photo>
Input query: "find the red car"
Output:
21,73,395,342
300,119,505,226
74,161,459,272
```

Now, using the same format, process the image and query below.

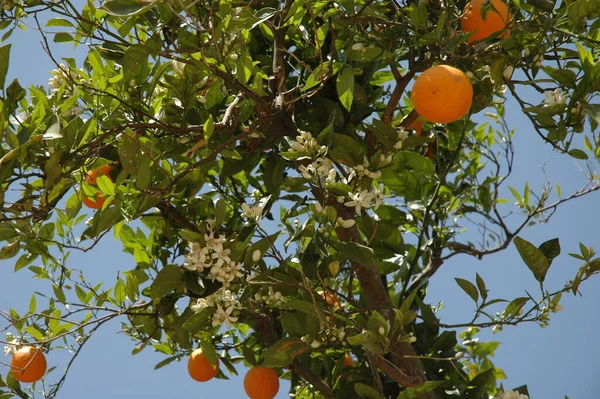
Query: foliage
0,0,600,398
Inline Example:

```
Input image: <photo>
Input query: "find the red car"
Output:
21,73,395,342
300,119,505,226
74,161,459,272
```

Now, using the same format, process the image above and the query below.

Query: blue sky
1,15,600,399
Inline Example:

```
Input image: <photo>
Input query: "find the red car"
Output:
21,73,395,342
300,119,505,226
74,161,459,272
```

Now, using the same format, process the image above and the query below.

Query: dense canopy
1,0,600,398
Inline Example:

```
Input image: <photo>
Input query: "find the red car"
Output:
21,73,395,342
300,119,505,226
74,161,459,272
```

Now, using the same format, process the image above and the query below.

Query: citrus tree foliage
1,0,600,398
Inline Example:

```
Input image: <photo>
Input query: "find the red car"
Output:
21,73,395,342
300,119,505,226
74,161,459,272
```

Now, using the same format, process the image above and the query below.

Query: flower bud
503,65,514,81
328,261,340,276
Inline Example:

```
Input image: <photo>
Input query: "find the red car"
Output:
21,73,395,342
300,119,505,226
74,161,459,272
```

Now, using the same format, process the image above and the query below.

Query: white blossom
191,288,241,329
494,390,529,399
344,190,374,214
395,128,409,150
337,217,356,229
48,63,79,93
184,223,243,288
172,60,186,76
241,197,269,221
289,130,326,157
255,287,285,308
372,185,391,210
190,297,210,312
543,88,568,106
503,65,514,80
3,333,19,355
210,243,231,268
299,157,334,180
379,153,394,167
480,65,493,83
213,304,238,328
184,242,211,272
347,157,381,182
325,168,337,184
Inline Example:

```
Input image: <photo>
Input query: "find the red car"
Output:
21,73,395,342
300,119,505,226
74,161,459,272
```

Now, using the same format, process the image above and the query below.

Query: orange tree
0,0,600,398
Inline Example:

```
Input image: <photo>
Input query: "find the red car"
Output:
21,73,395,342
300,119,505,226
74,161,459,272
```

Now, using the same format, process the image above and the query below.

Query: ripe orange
342,353,355,367
187,349,219,382
460,0,512,43
322,291,341,309
244,366,279,399
82,164,114,209
411,65,473,124
10,346,47,383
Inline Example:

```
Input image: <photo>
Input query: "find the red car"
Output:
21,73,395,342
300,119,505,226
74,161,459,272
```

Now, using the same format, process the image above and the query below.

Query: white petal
43,122,63,140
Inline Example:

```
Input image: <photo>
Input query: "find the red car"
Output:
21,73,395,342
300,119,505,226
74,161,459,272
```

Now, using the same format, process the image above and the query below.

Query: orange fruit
460,0,512,43
187,349,219,382
322,292,341,309
342,353,355,367
244,366,279,399
408,119,424,136
82,164,114,209
10,346,47,383
411,65,473,124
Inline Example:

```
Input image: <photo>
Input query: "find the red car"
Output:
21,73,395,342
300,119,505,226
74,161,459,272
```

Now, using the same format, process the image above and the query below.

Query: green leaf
283,299,318,316
114,279,126,304
150,265,183,299
96,175,115,195
337,242,375,267
15,254,37,271
154,356,178,370
53,33,74,43
475,273,488,301
568,149,588,159
214,198,227,226
304,62,343,91
199,341,218,366
0,241,19,260
204,114,215,141
182,270,206,296
101,0,154,16
397,381,443,399
568,1,600,31
505,297,529,319
513,236,551,282
24,326,44,341
46,18,74,27
455,278,479,303
28,294,36,314
261,338,309,367
369,119,397,149
336,67,355,112
53,284,67,303
123,44,150,83
355,383,384,399
538,238,561,262
0,44,10,90
366,311,388,335
244,232,279,266
280,313,307,337
466,368,495,397
541,67,576,89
